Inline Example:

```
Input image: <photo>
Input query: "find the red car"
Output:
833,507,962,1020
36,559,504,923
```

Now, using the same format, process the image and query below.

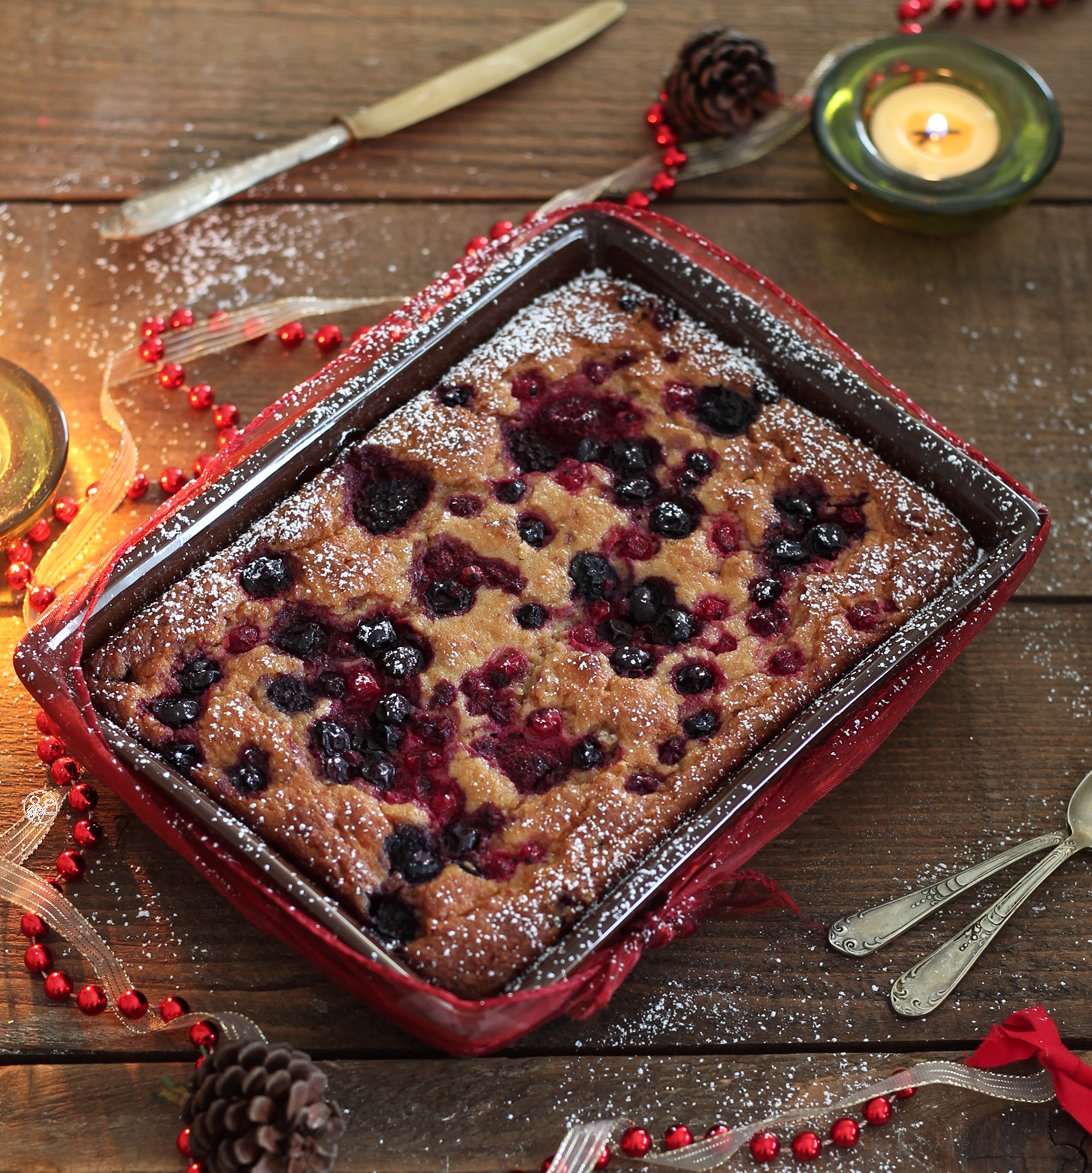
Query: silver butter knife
99,0,625,239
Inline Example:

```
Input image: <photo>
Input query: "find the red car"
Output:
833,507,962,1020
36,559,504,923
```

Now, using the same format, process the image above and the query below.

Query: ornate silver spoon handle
829,830,1066,957
536,42,853,218
891,837,1084,1017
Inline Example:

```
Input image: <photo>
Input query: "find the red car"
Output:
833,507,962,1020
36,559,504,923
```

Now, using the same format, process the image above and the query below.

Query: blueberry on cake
87,276,975,998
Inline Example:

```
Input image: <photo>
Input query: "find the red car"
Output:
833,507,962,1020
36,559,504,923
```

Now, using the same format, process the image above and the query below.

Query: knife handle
98,124,351,240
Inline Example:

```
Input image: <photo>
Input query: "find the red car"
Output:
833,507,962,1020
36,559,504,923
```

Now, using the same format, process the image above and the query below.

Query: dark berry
381,645,424,678
808,522,848,559
314,671,346,698
511,370,547,400
275,622,328,659
355,475,430,535
754,375,781,405
426,579,473,616
768,537,809,567
323,755,353,783
371,722,404,752
446,494,482,517
650,501,698,539
625,769,663,794
847,601,883,631
368,892,419,942
615,476,657,505
435,382,473,407
227,748,268,795
266,675,316,714
362,756,397,790
768,647,806,676
517,515,550,548
751,578,783,607
570,736,604,771
608,439,654,475
495,478,527,504
375,693,412,726
573,436,603,463
569,553,618,601
515,603,548,629
431,680,456,707
310,720,351,757
674,663,715,694
355,617,398,653
584,360,612,384
385,825,443,884
683,710,719,738
506,426,559,472
686,450,715,477
654,607,696,646
650,298,679,331
441,823,480,856
598,618,635,646
618,291,643,313
775,495,814,525
177,657,221,694
658,736,687,766
748,603,790,639
152,696,200,729
239,555,292,598
160,743,201,772
695,384,758,436
627,583,661,625
491,734,568,795
610,645,656,678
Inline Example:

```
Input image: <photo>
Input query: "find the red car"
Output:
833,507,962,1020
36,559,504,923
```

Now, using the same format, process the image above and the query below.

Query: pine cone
181,1040,346,1173
663,30,779,140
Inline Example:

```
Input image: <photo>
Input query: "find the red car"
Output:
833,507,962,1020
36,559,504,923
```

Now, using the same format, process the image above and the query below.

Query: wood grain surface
0,1,1089,1170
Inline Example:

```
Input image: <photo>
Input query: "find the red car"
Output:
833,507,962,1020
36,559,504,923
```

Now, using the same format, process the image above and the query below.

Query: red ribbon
966,1005,1092,1132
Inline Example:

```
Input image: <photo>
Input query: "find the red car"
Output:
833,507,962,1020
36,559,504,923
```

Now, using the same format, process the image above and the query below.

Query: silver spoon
890,768,1092,1017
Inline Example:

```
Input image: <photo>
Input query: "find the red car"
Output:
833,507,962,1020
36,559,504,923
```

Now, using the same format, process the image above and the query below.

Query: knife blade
98,0,625,240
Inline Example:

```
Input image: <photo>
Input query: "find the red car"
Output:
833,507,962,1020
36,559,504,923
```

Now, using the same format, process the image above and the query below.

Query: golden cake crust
87,276,975,997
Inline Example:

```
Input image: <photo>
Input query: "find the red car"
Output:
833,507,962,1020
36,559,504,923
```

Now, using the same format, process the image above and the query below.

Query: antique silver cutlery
831,769,1092,1016
98,0,625,239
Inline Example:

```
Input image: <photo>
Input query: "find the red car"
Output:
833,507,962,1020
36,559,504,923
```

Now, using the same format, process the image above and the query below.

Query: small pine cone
181,1040,345,1173
663,29,779,140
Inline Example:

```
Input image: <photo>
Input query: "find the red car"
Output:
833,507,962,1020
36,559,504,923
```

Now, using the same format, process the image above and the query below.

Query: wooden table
0,2,1089,1169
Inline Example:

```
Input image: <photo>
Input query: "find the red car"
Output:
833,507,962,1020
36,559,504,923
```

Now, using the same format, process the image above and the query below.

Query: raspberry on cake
86,275,975,998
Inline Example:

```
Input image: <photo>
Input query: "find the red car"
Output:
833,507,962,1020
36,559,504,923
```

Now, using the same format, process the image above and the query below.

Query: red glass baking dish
16,204,1048,1055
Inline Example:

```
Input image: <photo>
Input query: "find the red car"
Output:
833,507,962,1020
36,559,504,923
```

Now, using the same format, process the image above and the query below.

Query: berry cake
87,275,975,998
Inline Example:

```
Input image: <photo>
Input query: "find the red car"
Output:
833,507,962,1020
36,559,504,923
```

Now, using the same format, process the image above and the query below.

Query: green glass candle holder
812,33,1062,235
0,357,68,546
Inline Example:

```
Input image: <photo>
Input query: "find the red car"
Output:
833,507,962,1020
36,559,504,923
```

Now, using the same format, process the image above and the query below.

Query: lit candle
868,81,1000,181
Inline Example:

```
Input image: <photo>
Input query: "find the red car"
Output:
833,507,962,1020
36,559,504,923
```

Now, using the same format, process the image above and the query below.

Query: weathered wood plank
1,1052,1088,1172
0,201,1086,596
0,0,1088,203
1,601,1089,1059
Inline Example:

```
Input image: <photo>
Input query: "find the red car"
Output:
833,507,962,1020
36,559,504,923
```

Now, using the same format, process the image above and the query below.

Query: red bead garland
791,1130,823,1162
593,1146,610,1170
159,363,186,390
68,783,98,812
188,383,214,410
53,496,78,523
314,323,342,351
28,517,51,543
5,561,31,590
77,984,108,1016
830,1117,861,1148
619,1127,652,1158
24,943,53,973
73,818,103,848
278,320,306,347
50,757,81,785
169,307,195,329
141,316,166,339
29,585,56,612
160,995,190,1021
749,1131,780,1163
116,988,149,1020
20,911,47,938
127,471,149,499
863,1096,893,1126
7,537,32,563
139,336,165,363
189,1019,219,1049
56,849,86,879
211,402,239,429
664,1124,692,1150
43,970,74,1002
160,467,186,495
177,1128,193,1157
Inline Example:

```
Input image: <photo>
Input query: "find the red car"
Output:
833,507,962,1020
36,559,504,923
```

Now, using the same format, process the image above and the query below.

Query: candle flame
924,112,949,140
